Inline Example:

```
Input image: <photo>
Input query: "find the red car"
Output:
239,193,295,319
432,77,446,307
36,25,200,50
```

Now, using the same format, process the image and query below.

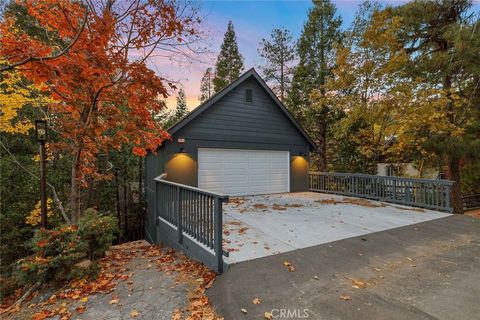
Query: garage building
145,68,317,242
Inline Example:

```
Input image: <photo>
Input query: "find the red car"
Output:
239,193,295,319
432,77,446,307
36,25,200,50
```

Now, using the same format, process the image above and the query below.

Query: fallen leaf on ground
172,309,182,320
287,203,304,208
252,297,261,305
109,296,119,304
340,294,351,301
75,305,86,314
80,297,89,303
33,309,54,320
283,261,295,272
130,309,139,317
272,204,287,210
238,227,249,235
241,308,248,314
264,311,273,319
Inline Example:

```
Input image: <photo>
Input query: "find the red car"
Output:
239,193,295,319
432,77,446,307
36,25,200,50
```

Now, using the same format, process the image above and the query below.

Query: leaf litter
2,241,223,320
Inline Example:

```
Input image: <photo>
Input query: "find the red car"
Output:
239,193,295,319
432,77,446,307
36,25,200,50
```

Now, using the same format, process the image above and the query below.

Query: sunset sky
158,0,479,110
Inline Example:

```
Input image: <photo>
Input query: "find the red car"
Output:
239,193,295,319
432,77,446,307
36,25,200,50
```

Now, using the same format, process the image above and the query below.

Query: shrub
16,210,118,285
17,225,86,284
78,209,118,260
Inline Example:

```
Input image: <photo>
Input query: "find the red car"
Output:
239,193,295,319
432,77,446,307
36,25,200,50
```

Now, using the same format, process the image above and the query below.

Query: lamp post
35,120,48,229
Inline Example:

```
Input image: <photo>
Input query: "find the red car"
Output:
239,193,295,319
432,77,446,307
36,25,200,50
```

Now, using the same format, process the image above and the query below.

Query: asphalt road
208,215,480,320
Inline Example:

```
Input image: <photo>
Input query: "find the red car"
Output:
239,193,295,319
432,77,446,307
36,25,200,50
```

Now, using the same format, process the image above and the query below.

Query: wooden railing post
177,186,183,244
214,197,223,273
445,184,451,213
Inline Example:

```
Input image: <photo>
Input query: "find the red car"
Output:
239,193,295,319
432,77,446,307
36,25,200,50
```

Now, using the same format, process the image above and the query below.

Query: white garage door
198,148,290,196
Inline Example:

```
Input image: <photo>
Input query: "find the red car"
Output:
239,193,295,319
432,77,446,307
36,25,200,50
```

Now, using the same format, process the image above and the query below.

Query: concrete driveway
223,192,450,264
210,215,480,320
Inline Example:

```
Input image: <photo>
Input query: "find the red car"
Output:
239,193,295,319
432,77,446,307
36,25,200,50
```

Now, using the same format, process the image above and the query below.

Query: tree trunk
280,64,284,102
317,118,327,171
70,147,82,223
448,156,464,214
115,169,121,233
442,75,463,214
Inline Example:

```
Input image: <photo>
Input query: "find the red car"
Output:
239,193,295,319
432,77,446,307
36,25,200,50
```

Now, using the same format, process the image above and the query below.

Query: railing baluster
214,196,223,273
177,187,183,244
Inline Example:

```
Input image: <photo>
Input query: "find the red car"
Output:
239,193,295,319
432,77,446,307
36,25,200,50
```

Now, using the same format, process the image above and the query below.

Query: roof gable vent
245,88,253,103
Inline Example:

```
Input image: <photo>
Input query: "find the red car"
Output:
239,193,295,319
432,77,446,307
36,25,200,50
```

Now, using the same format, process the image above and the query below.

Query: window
386,164,404,177
245,88,253,103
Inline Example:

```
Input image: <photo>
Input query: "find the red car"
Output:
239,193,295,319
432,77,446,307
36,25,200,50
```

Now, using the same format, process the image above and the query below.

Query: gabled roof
168,68,317,150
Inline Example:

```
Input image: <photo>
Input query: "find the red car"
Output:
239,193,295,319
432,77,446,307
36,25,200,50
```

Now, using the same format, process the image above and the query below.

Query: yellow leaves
252,297,261,305
0,65,53,135
264,311,273,319
339,294,351,301
130,309,139,317
25,198,55,226
283,261,295,272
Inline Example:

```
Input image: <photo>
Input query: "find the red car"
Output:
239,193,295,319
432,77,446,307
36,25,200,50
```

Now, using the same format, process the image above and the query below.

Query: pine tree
390,0,479,214
174,88,188,120
258,27,296,102
288,0,343,171
199,67,214,103
213,21,244,92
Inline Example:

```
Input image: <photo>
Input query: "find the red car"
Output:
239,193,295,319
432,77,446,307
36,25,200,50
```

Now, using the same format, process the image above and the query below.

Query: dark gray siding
145,75,312,234
176,77,307,146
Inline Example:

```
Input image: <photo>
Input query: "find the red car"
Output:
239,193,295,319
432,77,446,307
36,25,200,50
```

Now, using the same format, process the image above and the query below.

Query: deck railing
154,175,229,273
462,194,480,211
309,172,454,212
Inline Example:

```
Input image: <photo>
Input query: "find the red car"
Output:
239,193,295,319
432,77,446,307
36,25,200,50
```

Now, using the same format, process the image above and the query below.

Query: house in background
144,68,317,242
377,163,441,179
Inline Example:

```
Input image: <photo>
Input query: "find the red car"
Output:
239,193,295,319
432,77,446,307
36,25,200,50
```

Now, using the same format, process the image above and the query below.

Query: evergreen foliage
213,21,244,92
174,88,188,121
287,0,343,170
199,68,214,103
258,27,296,102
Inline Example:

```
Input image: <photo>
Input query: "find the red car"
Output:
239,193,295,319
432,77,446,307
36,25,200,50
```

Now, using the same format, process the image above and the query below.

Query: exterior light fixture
35,119,48,141
177,137,186,144
35,119,48,228
298,151,306,157
179,146,187,153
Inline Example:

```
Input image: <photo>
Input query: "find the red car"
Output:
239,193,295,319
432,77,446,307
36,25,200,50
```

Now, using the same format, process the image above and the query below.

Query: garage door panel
198,148,289,196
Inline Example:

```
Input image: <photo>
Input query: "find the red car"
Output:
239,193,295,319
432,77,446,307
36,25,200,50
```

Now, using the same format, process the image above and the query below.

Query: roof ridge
166,68,317,150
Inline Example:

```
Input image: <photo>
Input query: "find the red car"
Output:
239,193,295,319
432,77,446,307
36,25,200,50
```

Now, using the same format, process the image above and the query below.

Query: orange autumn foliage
0,0,201,220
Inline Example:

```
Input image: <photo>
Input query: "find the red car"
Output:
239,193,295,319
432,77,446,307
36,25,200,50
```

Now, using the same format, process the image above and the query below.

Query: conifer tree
258,27,296,102
174,88,188,121
213,21,244,92
199,67,214,103
288,0,343,171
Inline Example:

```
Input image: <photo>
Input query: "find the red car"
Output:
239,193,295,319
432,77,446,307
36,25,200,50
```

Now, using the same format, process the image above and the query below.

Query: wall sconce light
298,151,306,157
177,137,186,153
